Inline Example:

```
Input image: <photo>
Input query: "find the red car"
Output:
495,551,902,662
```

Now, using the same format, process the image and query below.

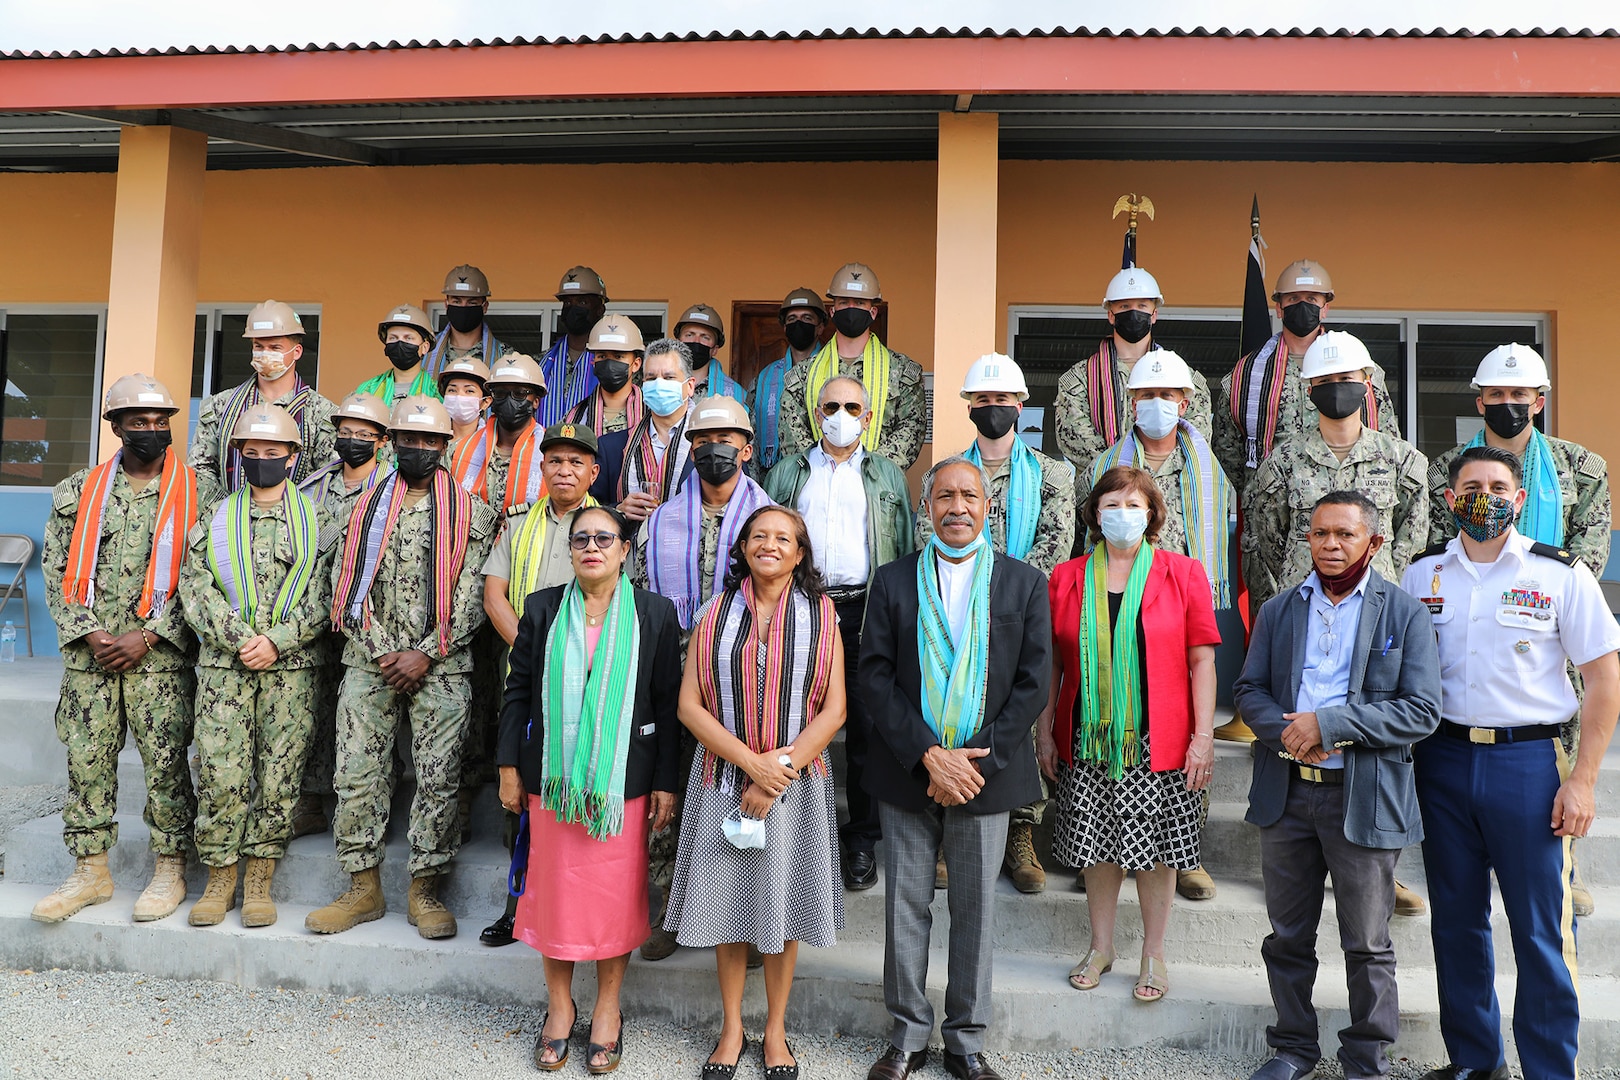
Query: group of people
28,254,1615,1080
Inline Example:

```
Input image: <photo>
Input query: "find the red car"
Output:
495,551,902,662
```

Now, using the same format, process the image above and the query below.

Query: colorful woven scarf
216,376,319,491
1084,339,1132,448
916,533,993,750
618,412,690,503
964,437,1043,561
538,336,597,427
803,334,892,453
355,366,439,406
1076,542,1154,780
205,482,320,629
538,576,639,839
1229,331,1381,468
691,582,837,790
569,385,643,437
426,325,499,380
751,353,790,471
63,447,197,618
449,419,544,511
507,495,599,621
1464,426,1563,547
330,466,472,655
696,362,747,405
1097,420,1234,607
644,472,773,629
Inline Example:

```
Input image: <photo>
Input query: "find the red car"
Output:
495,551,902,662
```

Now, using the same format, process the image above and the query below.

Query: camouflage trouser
1010,726,1050,828
193,665,319,866
459,625,504,789
647,728,698,924
333,667,471,877
300,660,342,795
55,667,196,858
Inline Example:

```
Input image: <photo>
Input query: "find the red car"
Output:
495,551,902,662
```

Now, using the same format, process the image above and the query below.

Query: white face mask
251,349,290,381
443,395,482,425
820,409,864,448
1099,507,1149,548
1134,397,1181,439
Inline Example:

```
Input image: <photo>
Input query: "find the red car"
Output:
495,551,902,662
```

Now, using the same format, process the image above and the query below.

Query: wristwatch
778,753,794,769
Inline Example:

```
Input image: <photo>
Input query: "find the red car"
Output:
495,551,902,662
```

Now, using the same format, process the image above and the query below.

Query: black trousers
835,596,881,853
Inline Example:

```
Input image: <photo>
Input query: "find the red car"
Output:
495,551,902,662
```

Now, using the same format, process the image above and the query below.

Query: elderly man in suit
1235,490,1442,1080
857,455,1052,1080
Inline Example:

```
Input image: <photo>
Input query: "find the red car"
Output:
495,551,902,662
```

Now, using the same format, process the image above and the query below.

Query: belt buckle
1299,766,1323,783
1469,727,1497,745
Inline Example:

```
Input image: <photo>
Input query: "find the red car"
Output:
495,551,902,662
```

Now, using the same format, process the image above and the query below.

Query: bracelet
1191,732,1213,742
140,629,154,649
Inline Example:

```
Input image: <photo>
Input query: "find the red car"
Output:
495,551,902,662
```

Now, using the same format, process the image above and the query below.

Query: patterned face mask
1452,491,1518,542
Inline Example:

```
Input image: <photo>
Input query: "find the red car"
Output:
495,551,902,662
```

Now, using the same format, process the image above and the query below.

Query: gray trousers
1258,779,1400,1080
879,800,1009,1056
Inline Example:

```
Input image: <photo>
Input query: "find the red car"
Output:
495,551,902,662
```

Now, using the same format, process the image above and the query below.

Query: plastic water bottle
0,621,14,662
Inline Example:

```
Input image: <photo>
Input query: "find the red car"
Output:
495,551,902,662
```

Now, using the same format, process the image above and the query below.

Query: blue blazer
1233,569,1441,849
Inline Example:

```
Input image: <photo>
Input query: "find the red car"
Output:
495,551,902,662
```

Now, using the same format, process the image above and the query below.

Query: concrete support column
102,125,206,460
929,111,999,465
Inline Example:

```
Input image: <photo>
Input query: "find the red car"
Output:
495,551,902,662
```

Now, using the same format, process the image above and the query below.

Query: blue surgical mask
1099,507,1149,548
1134,398,1180,439
642,378,686,417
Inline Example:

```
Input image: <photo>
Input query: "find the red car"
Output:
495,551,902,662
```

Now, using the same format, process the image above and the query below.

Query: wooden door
728,300,888,390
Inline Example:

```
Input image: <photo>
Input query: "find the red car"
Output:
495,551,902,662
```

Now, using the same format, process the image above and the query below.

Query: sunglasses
569,531,624,551
819,401,865,417
490,389,538,402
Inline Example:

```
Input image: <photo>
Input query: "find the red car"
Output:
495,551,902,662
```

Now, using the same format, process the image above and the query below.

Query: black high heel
587,1011,625,1075
532,997,577,1072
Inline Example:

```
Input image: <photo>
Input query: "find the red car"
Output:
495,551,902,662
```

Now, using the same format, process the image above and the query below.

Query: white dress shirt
935,552,978,647
798,444,871,587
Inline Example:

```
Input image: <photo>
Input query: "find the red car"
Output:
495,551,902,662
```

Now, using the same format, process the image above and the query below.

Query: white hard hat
1103,267,1164,305
1126,350,1196,392
1300,330,1375,380
1471,343,1549,392
959,353,1029,401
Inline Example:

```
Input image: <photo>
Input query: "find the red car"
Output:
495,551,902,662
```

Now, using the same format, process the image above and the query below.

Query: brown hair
1081,465,1166,545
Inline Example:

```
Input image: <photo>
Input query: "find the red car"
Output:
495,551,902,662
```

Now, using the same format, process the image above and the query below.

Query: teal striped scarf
917,533,993,750
205,483,319,630
965,437,1043,561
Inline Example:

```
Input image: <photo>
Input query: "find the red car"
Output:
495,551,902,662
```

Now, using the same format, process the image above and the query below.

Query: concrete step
3,880,1617,1068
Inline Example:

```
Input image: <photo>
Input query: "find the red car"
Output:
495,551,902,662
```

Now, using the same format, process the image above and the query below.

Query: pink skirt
514,792,651,962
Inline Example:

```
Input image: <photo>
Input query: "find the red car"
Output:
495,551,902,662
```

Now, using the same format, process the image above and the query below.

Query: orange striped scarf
62,447,198,617
449,419,545,512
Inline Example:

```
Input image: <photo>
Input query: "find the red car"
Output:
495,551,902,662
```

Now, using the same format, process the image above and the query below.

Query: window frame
0,303,109,492
423,300,669,356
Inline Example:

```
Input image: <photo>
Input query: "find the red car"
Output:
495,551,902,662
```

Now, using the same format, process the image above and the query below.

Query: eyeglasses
1317,605,1340,654
819,401,865,417
569,531,623,551
336,430,381,442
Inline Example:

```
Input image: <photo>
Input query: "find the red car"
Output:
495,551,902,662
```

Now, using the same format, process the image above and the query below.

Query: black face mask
492,396,536,431
1309,381,1367,420
241,456,291,490
120,429,172,464
394,446,441,482
445,305,484,334
593,359,632,394
685,342,712,369
1281,301,1322,338
334,437,378,468
692,443,741,486
968,404,1019,440
560,305,594,336
1483,402,1534,439
832,308,873,338
783,321,819,352
1112,309,1153,344
385,340,421,371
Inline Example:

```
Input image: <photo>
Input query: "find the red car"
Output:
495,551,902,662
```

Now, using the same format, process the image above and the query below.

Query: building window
423,303,667,362
0,309,106,488
189,306,322,433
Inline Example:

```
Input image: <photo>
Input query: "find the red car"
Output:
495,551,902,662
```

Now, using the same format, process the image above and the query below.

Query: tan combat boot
30,852,114,923
1394,877,1428,917
188,863,238,926
1002,821,1047,894
305,866,385,934
1177,865,1218,901
289,794,328,838
132,853,188,922
1572,847,1595,917
240,857,278,928
407,874,457,939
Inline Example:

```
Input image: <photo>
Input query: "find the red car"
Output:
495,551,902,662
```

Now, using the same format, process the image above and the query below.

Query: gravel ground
0,784,65,874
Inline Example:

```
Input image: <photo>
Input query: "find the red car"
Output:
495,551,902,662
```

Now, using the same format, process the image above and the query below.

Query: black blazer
497,583,683,801
588,428,628,506
856,551,1053,815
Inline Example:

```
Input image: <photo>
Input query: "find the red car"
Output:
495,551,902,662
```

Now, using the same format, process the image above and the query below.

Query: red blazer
1049,549,1221,773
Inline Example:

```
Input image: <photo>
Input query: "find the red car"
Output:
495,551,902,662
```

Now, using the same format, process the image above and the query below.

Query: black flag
1121,226,1136,271
1240,195,1270,359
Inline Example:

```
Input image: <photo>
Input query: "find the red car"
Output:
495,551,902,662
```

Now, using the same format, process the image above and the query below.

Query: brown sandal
1067,948,1113,991
1133,956,1169,1003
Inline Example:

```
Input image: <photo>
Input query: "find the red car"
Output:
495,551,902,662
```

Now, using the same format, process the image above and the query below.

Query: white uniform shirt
798,444,871,587
935,552,978,647
1400,529,1620,728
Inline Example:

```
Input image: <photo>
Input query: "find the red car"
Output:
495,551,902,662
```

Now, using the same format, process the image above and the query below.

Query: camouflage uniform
42,467,198,858
777,347,928,469
330,486,497,877
1242,427,1429,614
1213,339,1401,498
1054,346,1213,481
189,380,337,508
179,501,331,867
1076,443,1235,563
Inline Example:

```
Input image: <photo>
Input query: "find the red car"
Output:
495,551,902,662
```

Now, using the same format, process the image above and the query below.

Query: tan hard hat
674,303,727,348
377,303,435,343
242,300,306,339
436,355,492,393
330,392,393,432
1272,259,1335,302
442,264,491,298
683,395,754,440
230,403,302,447
780,287,828,319
487,354,549,395
827,262,881,301
102,373,178,419
389,395,454,437
556,265,608,301
588,314,646,354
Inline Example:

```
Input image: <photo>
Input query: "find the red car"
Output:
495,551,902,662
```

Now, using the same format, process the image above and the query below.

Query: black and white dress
1052,591,1203,872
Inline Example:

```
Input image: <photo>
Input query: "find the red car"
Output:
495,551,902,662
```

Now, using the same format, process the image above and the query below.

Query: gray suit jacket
1233,569,1441,849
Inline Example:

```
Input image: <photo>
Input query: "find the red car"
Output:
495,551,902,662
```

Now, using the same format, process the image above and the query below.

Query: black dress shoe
479,912,516,946
943,1051,1003,1080
845,850,878,891
866,1044,927,1080
1417,1067,1510,1080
